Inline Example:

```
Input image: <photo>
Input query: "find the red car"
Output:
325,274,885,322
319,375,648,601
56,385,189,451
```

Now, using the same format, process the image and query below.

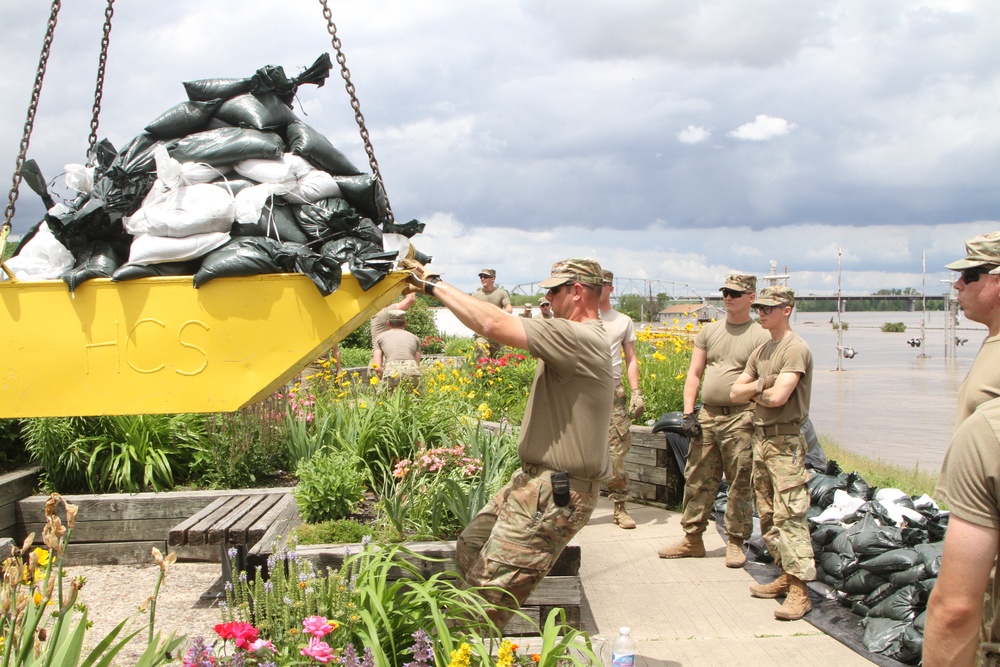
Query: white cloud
727,114,798,141
678,125,711,144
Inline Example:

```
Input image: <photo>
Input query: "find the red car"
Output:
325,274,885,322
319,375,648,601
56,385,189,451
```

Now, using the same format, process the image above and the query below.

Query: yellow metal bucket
0,271,406,418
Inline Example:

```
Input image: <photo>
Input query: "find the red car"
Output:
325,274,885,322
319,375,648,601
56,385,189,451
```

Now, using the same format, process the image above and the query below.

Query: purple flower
182,637,215,667
341,643,362,667
403,629,435,667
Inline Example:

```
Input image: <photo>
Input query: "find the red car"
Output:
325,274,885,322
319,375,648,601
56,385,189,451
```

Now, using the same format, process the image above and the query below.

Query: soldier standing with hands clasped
398,256,612,630
657,273,768,565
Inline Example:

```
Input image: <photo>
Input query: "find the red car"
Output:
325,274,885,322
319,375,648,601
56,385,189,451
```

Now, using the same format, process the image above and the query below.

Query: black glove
681,412,702,439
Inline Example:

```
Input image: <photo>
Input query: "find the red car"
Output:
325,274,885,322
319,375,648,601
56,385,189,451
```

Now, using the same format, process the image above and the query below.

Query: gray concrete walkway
575,497,875,666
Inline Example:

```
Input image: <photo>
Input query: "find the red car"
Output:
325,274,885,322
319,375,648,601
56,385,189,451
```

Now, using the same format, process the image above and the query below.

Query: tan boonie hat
945,232,1000,271
538,258,604,289
387,309,407,324
478,268,497,278
752,286,795,308
602,269,614,284
722,273,756,293
539,297,550,306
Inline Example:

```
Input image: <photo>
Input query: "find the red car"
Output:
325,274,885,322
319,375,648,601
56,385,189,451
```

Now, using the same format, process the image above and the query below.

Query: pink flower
301,636,335,663
249,638,275,653
302,615,334,638
213,621,259,650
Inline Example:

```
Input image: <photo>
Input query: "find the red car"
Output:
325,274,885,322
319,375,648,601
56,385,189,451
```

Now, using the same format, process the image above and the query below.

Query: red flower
214,621,260,650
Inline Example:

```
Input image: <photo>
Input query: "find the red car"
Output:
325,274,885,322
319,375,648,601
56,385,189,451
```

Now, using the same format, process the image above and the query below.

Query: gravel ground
64,561,226,665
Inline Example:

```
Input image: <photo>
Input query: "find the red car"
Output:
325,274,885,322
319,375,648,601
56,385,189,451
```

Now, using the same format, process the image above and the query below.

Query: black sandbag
62,240,123,292
913,610,926,633
272,242,342,296
845,471,874,500
320,237,393,291
861,617,909,658
851,600,871,617
868,584,927,622
192,236,284,288
215,92,298,131
811,522,845,548
231,199,310,245
168,127,284,166
829,528,856,558
863,582,898,608
19,159,55,210
896,624,923,664
112,260,201,281
92,134,162,215
846,500,897,527
818,551,856,581
861,548,922,575
334,174,388,223
888,563,928,587
285,120,362,176
250,53,332,104
184,77,252,102
294,197,362,240
807,471,848,508
841,569,888,596
382,218,426,238
913,542,943,576
144,99,224,139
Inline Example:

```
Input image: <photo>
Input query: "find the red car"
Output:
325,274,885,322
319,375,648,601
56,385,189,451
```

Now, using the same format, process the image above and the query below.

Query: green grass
820,435,939,501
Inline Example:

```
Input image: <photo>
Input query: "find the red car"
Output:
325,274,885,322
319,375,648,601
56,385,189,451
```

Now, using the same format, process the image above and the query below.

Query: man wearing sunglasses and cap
471,268,513,359
398,256,612,630
535,297,554,319
943,232,1000,426
658,273,768,566
730,285,814,621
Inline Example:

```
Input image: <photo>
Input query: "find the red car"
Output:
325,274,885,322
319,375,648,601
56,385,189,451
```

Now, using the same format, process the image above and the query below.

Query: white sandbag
234,183,287,225
234,153,340,203
912,494,939,510
876,499,926,527
1,222,74,281
64,163,94,194
127,231,230,265
809,489,866,524
874,488,909,505
153,144,228,189
283,168,341,204
124,182,235,238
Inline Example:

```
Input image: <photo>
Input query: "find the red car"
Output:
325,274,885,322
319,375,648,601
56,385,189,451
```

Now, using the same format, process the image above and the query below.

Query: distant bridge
703,293,950,312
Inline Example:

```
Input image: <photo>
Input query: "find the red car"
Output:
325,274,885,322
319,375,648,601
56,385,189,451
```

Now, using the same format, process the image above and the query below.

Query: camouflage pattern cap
538,297,551,306
478,268,497,278
752,286,795,308
945,232,1000,271
602,269,614,284
537,258,604,288
722,273,757,293
387,309,407,324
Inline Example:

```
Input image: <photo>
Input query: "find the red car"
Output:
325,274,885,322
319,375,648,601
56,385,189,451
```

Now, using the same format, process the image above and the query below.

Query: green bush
0,419,29,474
292,518,376,545
339,346,372,369
831,321,849,330
293,449,367,523
444,336,475,357
193,397,287,489
881,322,907,332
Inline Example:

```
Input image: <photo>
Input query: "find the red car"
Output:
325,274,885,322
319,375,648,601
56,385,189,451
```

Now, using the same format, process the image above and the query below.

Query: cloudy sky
1,1,997,298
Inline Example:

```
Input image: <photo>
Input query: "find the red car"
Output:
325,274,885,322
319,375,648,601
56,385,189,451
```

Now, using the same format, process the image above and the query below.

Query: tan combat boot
749,572,790,599
774,576,812,620
657,534,705,559
725,538,746,568
613,502,636,529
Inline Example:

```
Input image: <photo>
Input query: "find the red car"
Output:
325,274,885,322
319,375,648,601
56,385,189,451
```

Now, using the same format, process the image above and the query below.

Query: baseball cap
945,232,1000,271
538,298,551,306
752,286,795,308
387,309,407,324
722,273,756,293
478,268,497,278
537,258,605,289
602,269,614,284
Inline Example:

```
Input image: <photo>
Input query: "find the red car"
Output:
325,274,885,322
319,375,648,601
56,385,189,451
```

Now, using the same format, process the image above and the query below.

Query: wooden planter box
0,466,39,540
625,426,685,507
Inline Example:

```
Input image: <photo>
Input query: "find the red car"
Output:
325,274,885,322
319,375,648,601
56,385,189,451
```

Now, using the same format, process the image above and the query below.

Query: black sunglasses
721,288,746,299
960,266,997,283
752,305,780,315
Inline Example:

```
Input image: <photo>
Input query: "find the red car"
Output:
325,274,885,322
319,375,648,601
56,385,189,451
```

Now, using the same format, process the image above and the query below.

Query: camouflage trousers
473,335,503,360
679,407,754,540
381,360,421,391
751,431,816,581
604,379,632,502
456,467,598,629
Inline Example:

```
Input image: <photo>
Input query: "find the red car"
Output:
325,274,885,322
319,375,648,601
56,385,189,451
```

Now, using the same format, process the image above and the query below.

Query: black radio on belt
551,471,571,507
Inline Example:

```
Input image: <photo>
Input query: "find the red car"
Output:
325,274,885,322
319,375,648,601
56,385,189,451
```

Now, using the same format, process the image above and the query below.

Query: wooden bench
168,490,301,569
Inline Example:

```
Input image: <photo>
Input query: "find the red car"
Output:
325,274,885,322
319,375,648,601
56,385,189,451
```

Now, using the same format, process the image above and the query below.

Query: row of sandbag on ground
5,54,422,295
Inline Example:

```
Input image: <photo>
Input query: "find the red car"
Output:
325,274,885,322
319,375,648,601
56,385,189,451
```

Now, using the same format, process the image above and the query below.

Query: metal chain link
3,0,62,237
317,0,394,223
87,0,116,157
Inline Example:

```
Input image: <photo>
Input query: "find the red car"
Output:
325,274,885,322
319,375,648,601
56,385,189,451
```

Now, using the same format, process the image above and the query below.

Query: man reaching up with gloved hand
398,256,613,630
657,273,768,568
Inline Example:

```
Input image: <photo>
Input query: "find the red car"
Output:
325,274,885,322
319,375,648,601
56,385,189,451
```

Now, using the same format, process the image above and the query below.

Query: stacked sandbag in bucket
808,462,947,664
6,54,422,295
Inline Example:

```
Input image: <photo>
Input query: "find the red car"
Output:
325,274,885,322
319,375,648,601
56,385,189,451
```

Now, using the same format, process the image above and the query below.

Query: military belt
521,463,601,494
757,423,802,437
703,403,752,416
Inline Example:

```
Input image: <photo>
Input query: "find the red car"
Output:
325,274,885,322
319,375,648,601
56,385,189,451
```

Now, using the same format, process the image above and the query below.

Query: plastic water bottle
610,626,637,667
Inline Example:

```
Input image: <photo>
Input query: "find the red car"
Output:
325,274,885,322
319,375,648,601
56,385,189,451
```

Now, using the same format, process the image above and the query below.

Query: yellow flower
34,548,50,567
369,376,379,385
497,640,518,667
447,643,473,667
358,401,368,409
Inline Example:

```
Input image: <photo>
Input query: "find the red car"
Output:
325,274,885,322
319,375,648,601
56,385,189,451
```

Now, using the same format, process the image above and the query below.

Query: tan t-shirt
519,318,614,481
374,328,420,363
695,318,769,407
935,396,1000,645
955,335,1000,426
745,332,812,427
370,307,392,348
600,308,637,381
472,287,511,310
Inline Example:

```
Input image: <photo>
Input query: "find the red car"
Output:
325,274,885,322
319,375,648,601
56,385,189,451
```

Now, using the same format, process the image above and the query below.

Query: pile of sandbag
5,53,424,295
808,462,947,664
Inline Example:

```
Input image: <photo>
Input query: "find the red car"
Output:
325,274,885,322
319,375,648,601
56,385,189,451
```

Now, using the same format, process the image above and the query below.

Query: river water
432,307,989,472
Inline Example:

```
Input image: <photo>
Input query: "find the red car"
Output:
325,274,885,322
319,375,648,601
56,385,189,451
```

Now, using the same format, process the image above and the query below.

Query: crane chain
317,0,395,224
87,0,116,158
2,0,62,246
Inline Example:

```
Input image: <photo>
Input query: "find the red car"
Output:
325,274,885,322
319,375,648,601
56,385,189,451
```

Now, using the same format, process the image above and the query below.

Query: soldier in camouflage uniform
471,268,512,358
535,297,554,319
731,286,815,621
399,256,612,630
657,273,768,564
